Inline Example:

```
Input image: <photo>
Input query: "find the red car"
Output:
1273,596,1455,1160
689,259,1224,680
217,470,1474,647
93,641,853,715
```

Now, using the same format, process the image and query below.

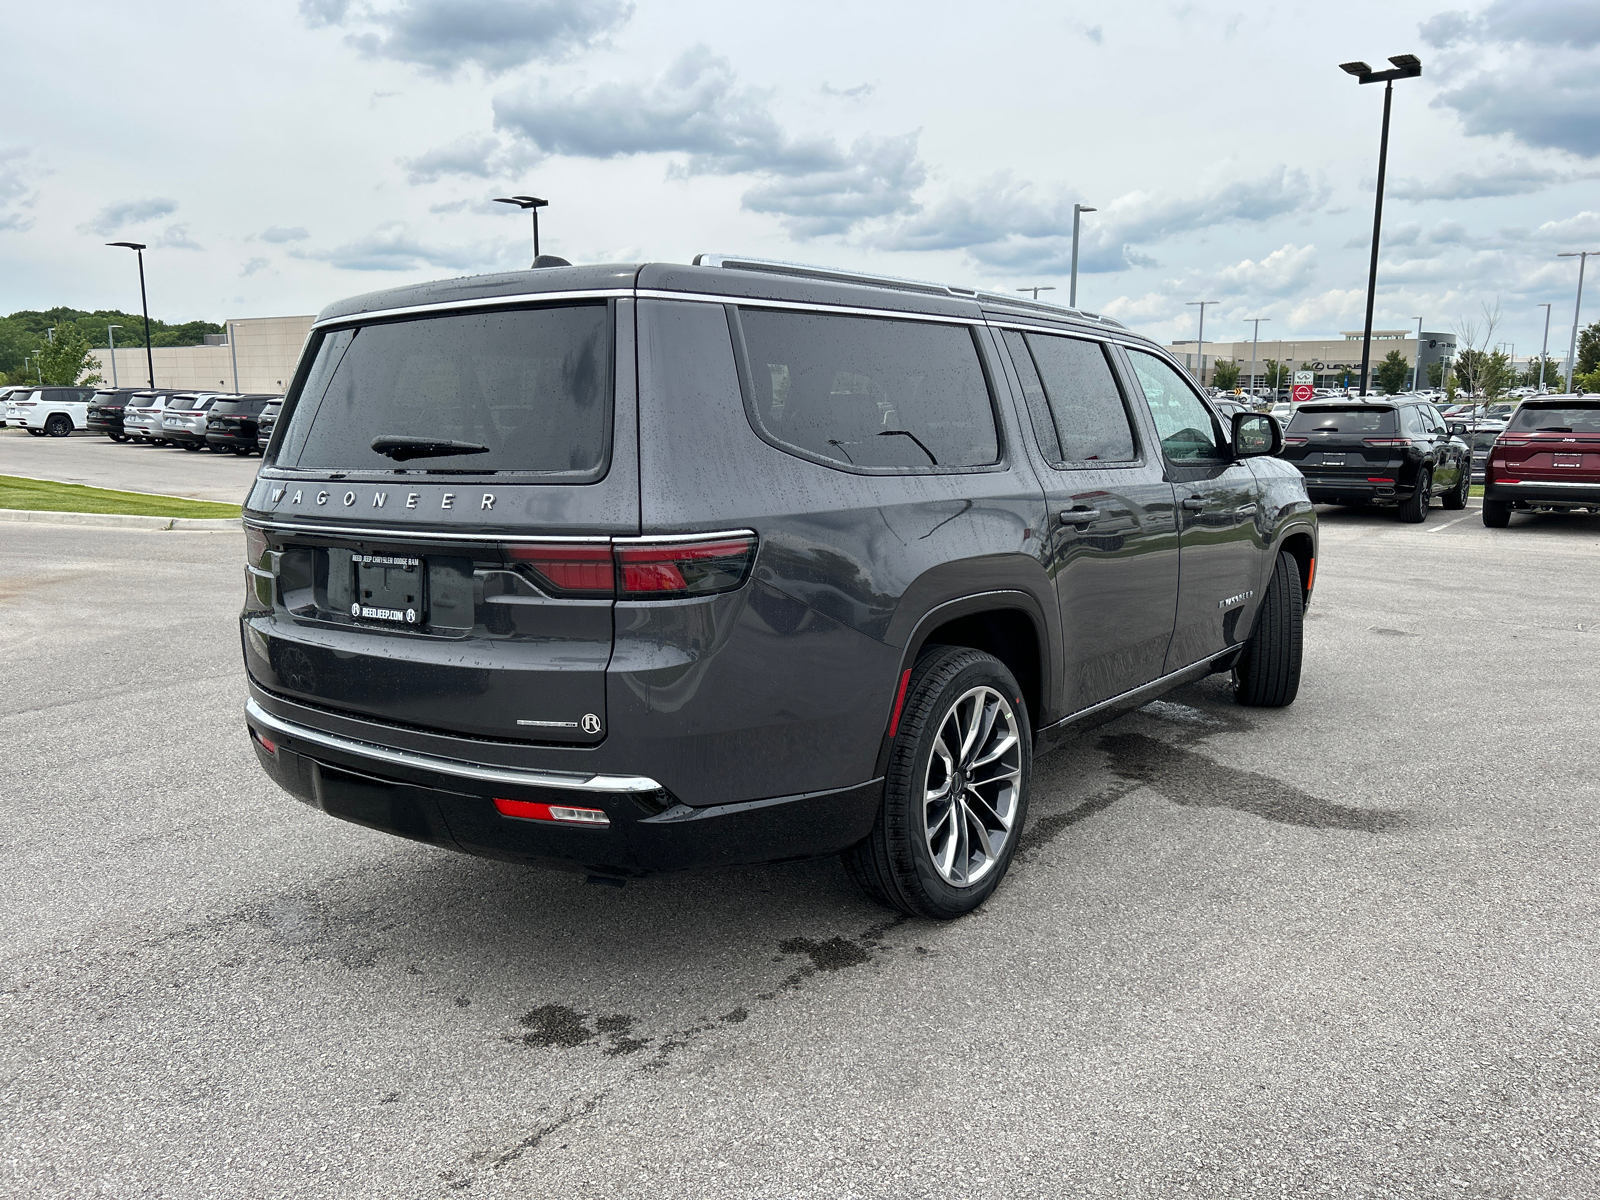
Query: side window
1024,334,1138,463
1001,330,1061,462
1126,350,1226,462
1400,406,1426,435
736,308,999,470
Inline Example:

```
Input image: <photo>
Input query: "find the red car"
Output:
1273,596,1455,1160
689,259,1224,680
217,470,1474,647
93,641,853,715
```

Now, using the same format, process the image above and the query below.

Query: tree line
1,307,223,385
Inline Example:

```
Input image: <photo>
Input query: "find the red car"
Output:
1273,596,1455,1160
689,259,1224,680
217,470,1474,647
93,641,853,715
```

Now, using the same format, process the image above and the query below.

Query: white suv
19,387,97,437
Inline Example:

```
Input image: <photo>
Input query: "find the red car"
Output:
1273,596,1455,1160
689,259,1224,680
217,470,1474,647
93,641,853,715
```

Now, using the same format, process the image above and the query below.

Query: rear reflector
493,798,610,826
1367,477,1391,483
507,543,614,596
1306,558,1316,593
888,668,913,738
251,729,277,755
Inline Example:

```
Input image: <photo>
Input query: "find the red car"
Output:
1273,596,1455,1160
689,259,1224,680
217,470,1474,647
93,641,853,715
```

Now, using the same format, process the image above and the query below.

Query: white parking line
1425,512,1481,534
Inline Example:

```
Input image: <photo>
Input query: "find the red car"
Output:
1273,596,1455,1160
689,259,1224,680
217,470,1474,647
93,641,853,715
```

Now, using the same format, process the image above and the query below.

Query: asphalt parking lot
0,426,259,505
4,507,1599,1198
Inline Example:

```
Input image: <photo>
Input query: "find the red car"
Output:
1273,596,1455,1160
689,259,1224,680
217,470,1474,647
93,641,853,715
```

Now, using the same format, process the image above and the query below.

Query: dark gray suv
241,257,1317,917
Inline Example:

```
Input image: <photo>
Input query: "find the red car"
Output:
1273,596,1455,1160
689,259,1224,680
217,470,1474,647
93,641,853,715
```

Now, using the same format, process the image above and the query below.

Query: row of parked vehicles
0,385,282,454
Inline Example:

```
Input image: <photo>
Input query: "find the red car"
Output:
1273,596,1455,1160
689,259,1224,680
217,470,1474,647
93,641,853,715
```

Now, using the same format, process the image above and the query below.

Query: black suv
85,388,146,441
241,258,1317,917
1279,400,1471,521
206,395,279,455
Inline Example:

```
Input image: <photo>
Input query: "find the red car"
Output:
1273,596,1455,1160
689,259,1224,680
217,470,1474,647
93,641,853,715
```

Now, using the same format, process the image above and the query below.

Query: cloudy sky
3,0,1598,356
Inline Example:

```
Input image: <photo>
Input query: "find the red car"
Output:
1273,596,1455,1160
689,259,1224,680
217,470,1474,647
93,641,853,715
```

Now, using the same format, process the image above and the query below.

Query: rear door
1001,329,1179,711
243,298,640,746
1120,348,1266,671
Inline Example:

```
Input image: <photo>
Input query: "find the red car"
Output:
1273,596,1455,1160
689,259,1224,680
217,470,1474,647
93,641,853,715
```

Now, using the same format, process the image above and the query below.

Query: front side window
737,308,999,470
1020,333,1137,463
275,303,611,476
1126,350,1225,462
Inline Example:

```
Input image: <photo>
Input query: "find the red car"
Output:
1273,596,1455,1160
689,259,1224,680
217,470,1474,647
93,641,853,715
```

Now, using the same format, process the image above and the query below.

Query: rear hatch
1490,402,1600,484
1281,404,1404,482
208,398,267,437
243,298,640,746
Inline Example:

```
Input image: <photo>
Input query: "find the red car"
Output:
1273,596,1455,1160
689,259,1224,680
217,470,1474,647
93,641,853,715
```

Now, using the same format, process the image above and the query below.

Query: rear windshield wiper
370,436,490,462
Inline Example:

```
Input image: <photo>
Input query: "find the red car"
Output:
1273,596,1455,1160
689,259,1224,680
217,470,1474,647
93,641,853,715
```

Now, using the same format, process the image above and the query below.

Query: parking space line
1425,512,1481,534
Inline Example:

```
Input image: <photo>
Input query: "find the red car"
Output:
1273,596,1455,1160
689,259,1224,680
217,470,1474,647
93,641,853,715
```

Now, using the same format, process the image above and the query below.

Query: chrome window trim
245,698,664,793
310,288,634,330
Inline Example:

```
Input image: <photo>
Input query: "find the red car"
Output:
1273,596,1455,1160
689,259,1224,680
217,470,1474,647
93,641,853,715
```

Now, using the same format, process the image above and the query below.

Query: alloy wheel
922,686,1022,888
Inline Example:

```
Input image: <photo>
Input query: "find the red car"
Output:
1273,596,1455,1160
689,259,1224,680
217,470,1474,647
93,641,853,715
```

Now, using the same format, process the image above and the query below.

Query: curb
0,508,241,531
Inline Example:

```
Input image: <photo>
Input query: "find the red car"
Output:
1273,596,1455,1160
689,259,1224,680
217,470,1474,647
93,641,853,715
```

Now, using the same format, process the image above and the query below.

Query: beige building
1172,329,1458,391
94,314,315,395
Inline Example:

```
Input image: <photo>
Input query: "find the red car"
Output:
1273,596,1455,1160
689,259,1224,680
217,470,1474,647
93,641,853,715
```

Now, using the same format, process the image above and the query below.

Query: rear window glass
1286,407,1397,434
736,308,998,470
1509,405,1600,433
275,304,612,476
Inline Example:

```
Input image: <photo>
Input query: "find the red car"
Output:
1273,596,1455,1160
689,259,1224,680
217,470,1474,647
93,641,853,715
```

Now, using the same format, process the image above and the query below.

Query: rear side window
1509,405,1600,433
736,308,999,470
1009,332,1137,464
1126,351,1225,462
1286,407,1397,434
275,304,612,476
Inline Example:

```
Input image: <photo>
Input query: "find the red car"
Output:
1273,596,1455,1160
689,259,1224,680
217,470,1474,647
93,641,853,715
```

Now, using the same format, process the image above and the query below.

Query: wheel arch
1274,525,1317,604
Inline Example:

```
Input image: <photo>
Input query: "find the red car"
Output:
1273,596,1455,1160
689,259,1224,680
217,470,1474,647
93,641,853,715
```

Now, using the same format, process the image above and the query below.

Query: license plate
1553,456,1583,468
1321,454,1346,466
351,555,424,625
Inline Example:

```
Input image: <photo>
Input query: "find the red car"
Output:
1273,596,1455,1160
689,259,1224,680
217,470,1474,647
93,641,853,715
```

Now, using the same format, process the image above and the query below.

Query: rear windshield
1286,406,1396,434
275,303,611,476
1508,405,1600,433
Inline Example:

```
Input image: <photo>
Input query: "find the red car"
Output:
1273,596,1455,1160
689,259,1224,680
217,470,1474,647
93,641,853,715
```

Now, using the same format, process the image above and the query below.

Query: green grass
1471,485,1485,498
0,474,241,519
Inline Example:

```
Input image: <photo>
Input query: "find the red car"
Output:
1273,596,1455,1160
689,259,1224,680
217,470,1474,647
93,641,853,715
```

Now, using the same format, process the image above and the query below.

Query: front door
1121,348,1267,672
1000,330,1180,713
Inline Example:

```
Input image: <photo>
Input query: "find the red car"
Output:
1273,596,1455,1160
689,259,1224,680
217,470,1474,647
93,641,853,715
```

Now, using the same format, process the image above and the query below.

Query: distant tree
1452,300,1504,415
1427,361,1446,387
1260,359,1289,389
1375,349,1409,395
33,322,102,386
1481,349,1512,400
1577,320,1600,376
1521,355,1560,390
1574,368,1600,395
1211,358,1240,389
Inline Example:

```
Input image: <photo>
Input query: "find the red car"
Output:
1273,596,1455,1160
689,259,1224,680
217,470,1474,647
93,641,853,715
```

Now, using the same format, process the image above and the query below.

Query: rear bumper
1304,478,1405,504
163,427,208,445
1485,479,1600,508
245,698,882,874
87,415,123,434
206,431,254,450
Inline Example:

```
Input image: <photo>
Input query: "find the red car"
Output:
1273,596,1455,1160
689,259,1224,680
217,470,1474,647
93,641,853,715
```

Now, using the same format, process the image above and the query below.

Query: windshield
275,303,611,475
1285,406,1396,434
1508,405,1600,433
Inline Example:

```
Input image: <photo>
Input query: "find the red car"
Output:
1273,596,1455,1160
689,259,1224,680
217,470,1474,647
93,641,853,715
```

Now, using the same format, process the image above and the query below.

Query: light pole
106,241,155,388
1340,54,1423,396
1536,303,1552,391
1186,300,1218,386
1069,204,1096,308
1413,317,1423,391
1244,317,1270,399
1017,286,1056,301
493,195,549,265
107,324,122,387
1559,250,1599,393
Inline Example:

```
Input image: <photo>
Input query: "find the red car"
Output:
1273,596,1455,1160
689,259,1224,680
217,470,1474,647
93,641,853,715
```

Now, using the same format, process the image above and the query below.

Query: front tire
1482,499,1512,528
843,646,1031,919
1234,550,1304,708
1397,469,1431,523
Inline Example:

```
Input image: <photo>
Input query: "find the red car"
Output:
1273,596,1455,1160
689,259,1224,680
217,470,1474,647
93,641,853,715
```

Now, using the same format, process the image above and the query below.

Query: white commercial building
1172,329,1458,391
93,315,315,394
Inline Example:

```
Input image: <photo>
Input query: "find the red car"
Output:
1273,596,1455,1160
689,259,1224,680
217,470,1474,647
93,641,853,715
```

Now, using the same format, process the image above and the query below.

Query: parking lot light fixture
1186,300,1218,385
1536,303,1552,392
1558,251,1600,392
493,195,549,265
1340,53,1423,396
1069,205,1096,308
106,241,155,388
1244,317,1270,397
1016,286,1056,301
107,324,123,387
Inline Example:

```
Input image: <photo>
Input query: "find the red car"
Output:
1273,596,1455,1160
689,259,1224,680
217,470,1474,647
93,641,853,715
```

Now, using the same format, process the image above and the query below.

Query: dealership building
1172,329,1458,391
92,314,315,394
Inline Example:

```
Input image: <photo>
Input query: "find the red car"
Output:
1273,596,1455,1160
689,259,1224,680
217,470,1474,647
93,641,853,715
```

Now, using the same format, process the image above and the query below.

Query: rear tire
1482,499,1512,528
26,427,44,436
843,646,1031,919
1397,469,1431,523
1442,465,1470,511
44,415,72,437
1233,550,1303,708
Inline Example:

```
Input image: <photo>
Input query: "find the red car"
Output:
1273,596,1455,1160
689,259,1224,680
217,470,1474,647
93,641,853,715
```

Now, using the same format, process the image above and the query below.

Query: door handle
1233,503,1258,517
1180,496,1205,511
1059,508,1101,525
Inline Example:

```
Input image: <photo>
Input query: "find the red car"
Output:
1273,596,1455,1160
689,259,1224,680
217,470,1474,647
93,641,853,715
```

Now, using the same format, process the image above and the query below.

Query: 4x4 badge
581,714,602,734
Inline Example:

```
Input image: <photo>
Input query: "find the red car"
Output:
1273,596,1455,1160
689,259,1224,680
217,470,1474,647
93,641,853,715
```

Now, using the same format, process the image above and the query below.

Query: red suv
1482,397,1600,527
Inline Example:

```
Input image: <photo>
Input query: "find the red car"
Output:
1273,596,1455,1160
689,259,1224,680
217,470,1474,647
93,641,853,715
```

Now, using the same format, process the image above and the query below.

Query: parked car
240,257,1317,918
0,383,35,424
1269,401,1294,425
160,393,231,449
1482,397,1600,526
255,399,282,452
206,395,280,455
1279,399,1471,521
85,387,147,441
19,386,97,437
1462,421,1508,484
124,391,182,443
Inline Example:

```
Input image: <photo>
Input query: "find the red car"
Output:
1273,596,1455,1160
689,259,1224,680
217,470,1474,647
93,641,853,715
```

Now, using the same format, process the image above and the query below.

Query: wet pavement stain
777,935,871,972
517,1004,594,1049
720,1005,749,1024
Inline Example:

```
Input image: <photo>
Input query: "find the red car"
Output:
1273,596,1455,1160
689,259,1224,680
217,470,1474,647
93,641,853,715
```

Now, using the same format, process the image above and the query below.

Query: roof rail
693,252,1126,329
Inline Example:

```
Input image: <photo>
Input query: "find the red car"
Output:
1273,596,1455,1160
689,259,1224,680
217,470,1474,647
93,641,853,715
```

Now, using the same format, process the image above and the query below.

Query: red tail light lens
1283,436,1308,444
1494,437,1528,447
1363,437,1412,446
493,798,610,826
615,535,757,599
507,543,614,596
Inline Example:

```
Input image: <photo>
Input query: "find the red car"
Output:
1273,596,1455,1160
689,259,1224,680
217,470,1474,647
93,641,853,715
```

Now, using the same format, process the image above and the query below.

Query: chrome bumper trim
244,699,664,794
1492,479,1600,490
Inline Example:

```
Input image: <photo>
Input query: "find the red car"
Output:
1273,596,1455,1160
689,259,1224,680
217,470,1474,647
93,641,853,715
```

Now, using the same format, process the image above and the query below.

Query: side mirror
1448,421,1467,437
1233,411,1282,458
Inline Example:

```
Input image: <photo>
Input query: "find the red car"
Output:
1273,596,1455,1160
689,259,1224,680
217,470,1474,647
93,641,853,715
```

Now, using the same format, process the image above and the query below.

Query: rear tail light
1367,477,1391,483
1283,436,1308,444
1494,437,1528,446
505,532,757,600
1362,437,1412,446
493,798,610,826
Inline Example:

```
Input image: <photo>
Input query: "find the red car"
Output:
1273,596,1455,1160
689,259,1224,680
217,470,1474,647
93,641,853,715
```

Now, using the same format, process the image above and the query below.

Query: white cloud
79,197,178,237
290,222,503,272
